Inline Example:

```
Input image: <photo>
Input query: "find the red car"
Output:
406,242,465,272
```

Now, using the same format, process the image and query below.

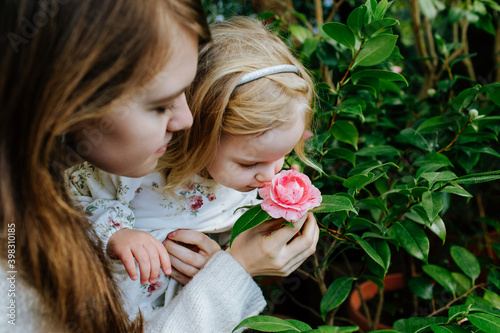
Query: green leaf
343,173,375,192
450,246,480,282
439,185,472,198
389,221,429,263
429,325,470,333
484,290,500,308
325,148,356,165
422,265,456,297
230,205,271,246
320,277,355,320
393,317,448,333
428,216,446,244
317,325,360,333
289,24,314,44
312,195,357,214
419,0,445,19
416,115,456,134
419,171,458,188
351,69,407,86
364,18,398,37
453,170,500,185
421,191,444,221
488,269,500,290
480,82,500,107
409,276,434,300
333,98,365,121
452,272,472,295
321,22,356,51
467,313,500,332
331,120,359,149
355,145,401,157
354,34,398,67
347,5,367,37
349,234,386,270
232,315,303,332
349,161,398,176
413,153,454,168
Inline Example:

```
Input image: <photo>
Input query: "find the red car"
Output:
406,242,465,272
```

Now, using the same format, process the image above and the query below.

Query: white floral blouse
65,162,259,319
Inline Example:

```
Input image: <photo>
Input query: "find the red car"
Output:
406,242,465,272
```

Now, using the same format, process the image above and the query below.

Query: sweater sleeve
146,251,266,333
64,162,144,253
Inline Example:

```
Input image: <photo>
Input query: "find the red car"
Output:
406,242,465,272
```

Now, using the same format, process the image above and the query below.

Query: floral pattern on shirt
176,183,217,216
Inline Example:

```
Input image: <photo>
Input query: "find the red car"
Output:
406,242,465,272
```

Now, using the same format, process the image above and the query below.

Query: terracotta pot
347,273,404,333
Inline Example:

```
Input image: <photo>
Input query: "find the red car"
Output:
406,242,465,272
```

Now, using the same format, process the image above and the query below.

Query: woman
0,1,319,332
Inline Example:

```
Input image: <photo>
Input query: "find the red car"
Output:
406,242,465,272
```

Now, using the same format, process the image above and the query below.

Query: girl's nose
255,158,285,183
167,93,193,132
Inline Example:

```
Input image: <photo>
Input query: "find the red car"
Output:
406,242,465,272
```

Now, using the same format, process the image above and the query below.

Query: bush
209,1,500,332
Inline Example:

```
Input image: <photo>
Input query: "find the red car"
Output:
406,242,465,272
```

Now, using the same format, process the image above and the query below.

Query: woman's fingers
168,229,221,258
166,246,201,278
169,267,191,285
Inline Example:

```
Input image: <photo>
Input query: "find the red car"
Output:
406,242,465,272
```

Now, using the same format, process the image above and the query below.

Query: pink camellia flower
258,169,322,222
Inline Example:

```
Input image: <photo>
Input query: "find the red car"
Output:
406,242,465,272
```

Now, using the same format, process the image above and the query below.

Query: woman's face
74,27,198,178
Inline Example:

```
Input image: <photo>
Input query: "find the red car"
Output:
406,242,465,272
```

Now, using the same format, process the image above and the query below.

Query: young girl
66,16,316,320
1,1,319,332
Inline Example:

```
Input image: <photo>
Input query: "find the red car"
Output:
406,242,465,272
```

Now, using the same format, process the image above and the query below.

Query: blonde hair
159,16,315,193
0,1,209,332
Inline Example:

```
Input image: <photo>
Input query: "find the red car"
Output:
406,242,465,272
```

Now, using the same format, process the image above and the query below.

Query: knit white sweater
0,251,266,333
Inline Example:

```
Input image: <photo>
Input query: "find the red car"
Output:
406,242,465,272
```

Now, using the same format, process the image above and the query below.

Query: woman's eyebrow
149,84,191,105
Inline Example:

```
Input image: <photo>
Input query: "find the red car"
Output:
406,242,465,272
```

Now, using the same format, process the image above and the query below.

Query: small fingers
144,243,161,284
119,252,138,281
156,242,172,276
131,246,151,285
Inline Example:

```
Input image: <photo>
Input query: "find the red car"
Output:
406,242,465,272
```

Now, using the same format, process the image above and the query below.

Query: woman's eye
155,103,176,114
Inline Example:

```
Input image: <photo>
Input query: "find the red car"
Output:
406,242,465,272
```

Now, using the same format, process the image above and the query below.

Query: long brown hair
0,0,209,331
159,17,315,193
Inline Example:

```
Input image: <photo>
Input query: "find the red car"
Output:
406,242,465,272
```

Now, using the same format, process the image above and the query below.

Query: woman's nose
167,94,193,132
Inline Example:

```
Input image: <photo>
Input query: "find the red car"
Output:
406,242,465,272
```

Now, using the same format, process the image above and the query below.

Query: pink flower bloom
258,170,322,222
207,193,216,201
187,196,203,211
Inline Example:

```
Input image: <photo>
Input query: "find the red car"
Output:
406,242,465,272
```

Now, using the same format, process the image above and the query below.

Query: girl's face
73,27,198,178
206,104,307,192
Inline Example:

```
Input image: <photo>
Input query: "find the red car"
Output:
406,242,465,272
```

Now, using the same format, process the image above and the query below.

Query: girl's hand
226,212,319,277
164,230,221,285
107,229,172,285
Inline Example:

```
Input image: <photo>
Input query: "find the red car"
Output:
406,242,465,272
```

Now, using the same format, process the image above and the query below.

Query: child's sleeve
65,162,145,253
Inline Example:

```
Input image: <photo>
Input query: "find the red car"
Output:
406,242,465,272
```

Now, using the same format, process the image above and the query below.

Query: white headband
236,65,299,86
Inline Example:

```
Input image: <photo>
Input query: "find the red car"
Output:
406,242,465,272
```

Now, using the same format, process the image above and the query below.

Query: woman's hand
164,230,221,285
226,212,319,277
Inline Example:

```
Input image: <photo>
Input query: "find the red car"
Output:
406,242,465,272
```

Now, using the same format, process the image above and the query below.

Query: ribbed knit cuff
147,250,266,333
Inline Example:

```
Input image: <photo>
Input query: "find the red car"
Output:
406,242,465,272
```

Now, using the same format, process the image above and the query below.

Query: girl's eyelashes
240,163,257,168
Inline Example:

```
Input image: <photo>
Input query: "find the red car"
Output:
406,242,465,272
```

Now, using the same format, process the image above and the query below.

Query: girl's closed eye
240,163,257,169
